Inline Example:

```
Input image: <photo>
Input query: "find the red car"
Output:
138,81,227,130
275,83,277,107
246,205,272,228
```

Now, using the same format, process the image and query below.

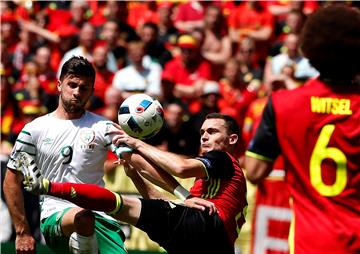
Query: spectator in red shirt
174,1,208,33
218,58,259,131
161,34,214,113
229,1,275,65
265,1,318,18
49,24,79,71
0,10,19,54
46,0,90,32
127,1,159,32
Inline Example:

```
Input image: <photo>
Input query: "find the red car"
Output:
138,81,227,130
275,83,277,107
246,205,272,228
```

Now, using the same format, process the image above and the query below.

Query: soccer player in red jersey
19,113,247,254
245,5,360,254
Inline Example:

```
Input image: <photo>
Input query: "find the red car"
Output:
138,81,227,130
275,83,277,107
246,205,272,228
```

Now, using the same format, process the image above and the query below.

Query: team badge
79,128,95,150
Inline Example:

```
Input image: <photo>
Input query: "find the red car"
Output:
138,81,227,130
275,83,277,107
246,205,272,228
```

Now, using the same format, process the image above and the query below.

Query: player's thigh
40,208,74,254
94,213,127,254
60,207,85,236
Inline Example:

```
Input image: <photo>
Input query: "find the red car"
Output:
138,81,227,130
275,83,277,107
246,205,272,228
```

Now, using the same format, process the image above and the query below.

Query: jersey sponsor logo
79,128,95,150
310,96,352,115
70,187,77,199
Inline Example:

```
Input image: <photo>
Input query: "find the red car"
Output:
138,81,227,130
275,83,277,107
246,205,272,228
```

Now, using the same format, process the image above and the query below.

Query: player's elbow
244,156,273,184
171,166,190,178
3,169,22,200
245,171,263,185
173,165,206,179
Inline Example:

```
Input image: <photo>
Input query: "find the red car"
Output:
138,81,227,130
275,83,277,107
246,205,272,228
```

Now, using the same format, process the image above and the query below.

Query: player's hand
108,123,124,135
112,125,140,150
123,162,139,179
109,123,139,152
15,234,36,254
184,196,218,215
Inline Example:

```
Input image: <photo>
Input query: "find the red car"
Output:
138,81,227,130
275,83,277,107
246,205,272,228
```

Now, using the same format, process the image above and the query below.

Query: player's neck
52,107,86,120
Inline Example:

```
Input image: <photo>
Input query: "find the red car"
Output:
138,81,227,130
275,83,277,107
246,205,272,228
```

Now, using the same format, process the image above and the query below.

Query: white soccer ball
118,93,164,139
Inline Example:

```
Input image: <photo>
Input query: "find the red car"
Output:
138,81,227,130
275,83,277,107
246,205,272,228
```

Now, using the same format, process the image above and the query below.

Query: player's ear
229,134,238,145
57,80,62,92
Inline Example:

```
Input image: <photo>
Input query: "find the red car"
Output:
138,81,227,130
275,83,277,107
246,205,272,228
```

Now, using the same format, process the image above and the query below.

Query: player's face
200,118,230,154
58,74,94,114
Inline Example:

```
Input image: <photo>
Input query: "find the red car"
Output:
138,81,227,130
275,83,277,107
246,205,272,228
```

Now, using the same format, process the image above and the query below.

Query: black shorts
136,199,234,254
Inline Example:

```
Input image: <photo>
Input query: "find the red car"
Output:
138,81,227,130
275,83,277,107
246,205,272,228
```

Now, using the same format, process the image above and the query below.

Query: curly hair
300,5,360,80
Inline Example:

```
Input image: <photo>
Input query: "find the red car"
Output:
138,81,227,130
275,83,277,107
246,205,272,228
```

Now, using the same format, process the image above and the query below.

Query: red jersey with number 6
247,78,360,253
271,79,360,253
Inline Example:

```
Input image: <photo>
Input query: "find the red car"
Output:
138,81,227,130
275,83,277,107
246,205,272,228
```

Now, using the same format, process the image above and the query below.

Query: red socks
49,182,122,214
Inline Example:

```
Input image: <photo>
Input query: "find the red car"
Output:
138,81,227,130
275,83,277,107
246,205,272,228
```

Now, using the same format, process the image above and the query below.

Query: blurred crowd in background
1,1,358,253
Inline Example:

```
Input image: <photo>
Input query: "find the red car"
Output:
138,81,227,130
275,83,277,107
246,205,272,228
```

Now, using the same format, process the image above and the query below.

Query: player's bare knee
74,209,95,236
113,196,141,226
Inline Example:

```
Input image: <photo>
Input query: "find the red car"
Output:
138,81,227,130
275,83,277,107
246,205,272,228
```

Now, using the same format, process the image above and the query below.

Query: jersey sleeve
7,127,36,171
103,121,117,152
246,96,281,161
195,150,234,179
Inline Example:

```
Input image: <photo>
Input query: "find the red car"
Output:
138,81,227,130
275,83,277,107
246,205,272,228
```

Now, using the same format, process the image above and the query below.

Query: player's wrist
135,140,147,153
173,185,191,201
15,226,31,236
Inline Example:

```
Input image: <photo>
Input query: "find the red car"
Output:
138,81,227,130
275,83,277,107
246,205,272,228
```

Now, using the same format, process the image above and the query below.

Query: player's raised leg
15,152,101,254
19,152,154,228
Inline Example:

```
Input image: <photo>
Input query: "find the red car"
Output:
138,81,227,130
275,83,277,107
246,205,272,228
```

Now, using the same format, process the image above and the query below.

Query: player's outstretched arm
108,124,186,199
112,126,207,179
122,152,191,199
123,162,171,200
123,155,217,214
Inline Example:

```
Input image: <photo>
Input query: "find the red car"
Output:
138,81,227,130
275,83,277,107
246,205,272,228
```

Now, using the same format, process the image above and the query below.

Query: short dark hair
143,22,159,35
205,113,240,136
300,5,360,80
59,56,96,83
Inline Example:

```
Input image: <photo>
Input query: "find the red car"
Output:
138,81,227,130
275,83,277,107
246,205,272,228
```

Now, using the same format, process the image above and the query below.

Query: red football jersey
190,150,247,244
161,56,214,113
249,78,360,253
